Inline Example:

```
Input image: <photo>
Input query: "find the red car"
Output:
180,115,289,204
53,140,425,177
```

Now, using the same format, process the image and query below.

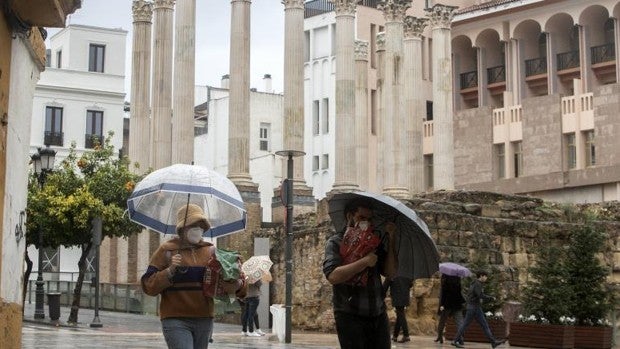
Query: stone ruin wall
227,190,620,335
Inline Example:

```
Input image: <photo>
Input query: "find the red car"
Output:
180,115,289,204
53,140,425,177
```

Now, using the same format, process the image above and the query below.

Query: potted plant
510,240,575,349
566,225,613,349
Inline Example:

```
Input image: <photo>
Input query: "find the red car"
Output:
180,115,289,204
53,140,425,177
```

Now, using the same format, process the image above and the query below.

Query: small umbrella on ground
327,191,440,279
127,164,246,238
439,262,472,278
241,255,273,284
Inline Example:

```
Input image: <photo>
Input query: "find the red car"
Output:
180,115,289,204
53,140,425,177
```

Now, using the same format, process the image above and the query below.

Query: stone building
0,1,81,346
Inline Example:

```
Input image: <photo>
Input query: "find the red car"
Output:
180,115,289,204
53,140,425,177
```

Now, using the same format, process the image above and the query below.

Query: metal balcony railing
557,50,580,71
591,43,615,65
487,65,506,84
44,131,63,146
460,70,478,90
525,57,547,77
85,134,103,149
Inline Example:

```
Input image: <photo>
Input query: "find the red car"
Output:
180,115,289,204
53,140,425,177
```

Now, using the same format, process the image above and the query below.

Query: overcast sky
48,0,286,100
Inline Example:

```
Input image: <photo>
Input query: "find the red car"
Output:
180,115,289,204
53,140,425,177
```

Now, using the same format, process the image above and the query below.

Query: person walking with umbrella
435,273,466,344
384,276,413,343
141,204,246,349
323,198,398,349
451,270,506,348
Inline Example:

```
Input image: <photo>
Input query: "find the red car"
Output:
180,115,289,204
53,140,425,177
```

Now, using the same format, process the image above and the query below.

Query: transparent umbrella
127,164,246,238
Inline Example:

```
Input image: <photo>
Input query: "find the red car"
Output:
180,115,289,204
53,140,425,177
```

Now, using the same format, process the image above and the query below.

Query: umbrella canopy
241,255,273,284
328,191,440,279
439,262,472,278
127,164,246,238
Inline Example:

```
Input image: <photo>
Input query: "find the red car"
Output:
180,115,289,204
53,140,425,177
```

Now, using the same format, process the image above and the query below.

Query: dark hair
344,198,373,217
475,270,488,278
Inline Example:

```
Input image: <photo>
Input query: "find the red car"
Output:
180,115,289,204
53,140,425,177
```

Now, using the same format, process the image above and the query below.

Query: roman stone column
404,16,428,193
129,0,152,173
228,0,255,187
171,0,195,165
427,4,457,190
355,40,369,190
378,0,410,199
150,0,175,170
282,0,309,189
332,0,359,192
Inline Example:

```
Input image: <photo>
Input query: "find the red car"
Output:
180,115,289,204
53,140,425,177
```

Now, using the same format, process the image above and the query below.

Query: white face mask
186,227,203,244
357,220,370,231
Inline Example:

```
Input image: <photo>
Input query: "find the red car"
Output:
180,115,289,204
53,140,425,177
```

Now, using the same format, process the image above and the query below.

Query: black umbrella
328,191,439,279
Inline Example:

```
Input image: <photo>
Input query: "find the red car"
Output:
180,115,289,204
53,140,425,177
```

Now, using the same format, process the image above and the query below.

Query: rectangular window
85,110,104,148
331,24,336,57
56,50,62,69
321,154,329,170
304,30,310,62
566,133,576,169
89,44,105,73
424,155,433,190
322,98,329,134
312,100,320,135
371,89,377,135
312,156,319,171
426,101,433,121
512,141,523,178
45,106,63,146
45,49,51,68
259,123,270,151
496,143,505,179
585,130,595,167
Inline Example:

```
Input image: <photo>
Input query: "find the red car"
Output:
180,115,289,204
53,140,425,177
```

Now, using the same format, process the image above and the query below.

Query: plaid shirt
323,231,389,317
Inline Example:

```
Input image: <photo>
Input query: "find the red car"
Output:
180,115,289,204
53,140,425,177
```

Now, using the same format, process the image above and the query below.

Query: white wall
4,37,41,302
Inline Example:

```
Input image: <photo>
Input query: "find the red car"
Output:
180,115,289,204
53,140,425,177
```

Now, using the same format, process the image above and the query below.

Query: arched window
604,18,614,44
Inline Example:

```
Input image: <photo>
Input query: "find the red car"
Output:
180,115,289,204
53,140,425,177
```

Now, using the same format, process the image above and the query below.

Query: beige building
304,0,620,203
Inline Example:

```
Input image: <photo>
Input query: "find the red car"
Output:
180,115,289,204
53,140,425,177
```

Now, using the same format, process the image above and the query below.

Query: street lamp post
275,149,305,344
31,146,56,319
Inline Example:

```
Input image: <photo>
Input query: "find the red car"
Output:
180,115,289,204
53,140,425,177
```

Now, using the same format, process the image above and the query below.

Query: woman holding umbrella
141,204,246,349
435,273,466,343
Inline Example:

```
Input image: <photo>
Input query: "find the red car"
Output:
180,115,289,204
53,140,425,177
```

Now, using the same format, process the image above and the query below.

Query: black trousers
393,306,409,337
334,311,390,349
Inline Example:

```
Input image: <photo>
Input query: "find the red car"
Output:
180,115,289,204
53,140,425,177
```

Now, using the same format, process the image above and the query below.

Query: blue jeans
161,317,213,349
242,297,259,332
453,306,495,344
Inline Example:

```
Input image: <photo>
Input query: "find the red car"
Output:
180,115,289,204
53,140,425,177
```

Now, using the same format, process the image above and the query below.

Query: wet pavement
22,303,530,348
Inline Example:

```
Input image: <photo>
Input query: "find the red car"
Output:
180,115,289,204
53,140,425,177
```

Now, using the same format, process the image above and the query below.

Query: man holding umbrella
323,198,398,349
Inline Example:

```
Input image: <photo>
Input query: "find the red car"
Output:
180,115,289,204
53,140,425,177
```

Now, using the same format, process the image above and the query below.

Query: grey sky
49,0,285,100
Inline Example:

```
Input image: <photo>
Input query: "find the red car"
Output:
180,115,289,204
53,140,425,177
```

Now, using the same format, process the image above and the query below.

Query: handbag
203,247,244,298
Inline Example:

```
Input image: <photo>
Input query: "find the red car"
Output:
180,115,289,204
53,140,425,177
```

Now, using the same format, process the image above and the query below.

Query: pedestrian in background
141,204,246,349
451,271,506,349
242,280,263,337
238,293,265,336
436,274,465,344
384,276,413,343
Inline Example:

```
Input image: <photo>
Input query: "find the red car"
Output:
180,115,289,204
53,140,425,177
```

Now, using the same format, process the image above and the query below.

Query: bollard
47,292,61,321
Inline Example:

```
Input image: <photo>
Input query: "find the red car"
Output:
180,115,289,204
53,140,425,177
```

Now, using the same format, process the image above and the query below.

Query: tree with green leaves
522,239,573,324
26,134,144,324
566,225,611,326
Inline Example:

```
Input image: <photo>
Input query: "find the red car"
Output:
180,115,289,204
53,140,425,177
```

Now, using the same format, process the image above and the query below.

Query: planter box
509,322,574,349
445,318,507,343
574,325,612,349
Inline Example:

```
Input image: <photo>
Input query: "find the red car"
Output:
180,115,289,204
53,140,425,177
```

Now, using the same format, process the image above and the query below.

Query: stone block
481,204,502,218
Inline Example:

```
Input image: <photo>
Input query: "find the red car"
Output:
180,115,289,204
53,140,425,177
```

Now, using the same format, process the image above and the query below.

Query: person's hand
362,252,378,267
440,306,445,311
168,253,182,274
221,279,240,294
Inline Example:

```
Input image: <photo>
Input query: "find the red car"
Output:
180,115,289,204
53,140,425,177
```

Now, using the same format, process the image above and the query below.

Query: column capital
132,0,153,23
331,0,360,16
425,4,458,29
404,16,428,39
376,32,386,51
153,0,175,10
282,0,304,9
354,40,369,61
378,0,411,23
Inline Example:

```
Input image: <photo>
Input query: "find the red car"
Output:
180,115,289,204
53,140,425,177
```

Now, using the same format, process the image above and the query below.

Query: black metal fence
557,50,580,71
487,65,506,84
591,43,615,65
44,131,63,146
84,134,102,149
525,57,547,77
460,70,478,90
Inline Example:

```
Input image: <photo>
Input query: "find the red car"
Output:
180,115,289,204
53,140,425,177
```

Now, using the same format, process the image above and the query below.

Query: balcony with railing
44,131,63,146
591,43,616,84
557,50,580,82
85,134,103,149
459,70,478,106
487,65,506,95
524,57,548,95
